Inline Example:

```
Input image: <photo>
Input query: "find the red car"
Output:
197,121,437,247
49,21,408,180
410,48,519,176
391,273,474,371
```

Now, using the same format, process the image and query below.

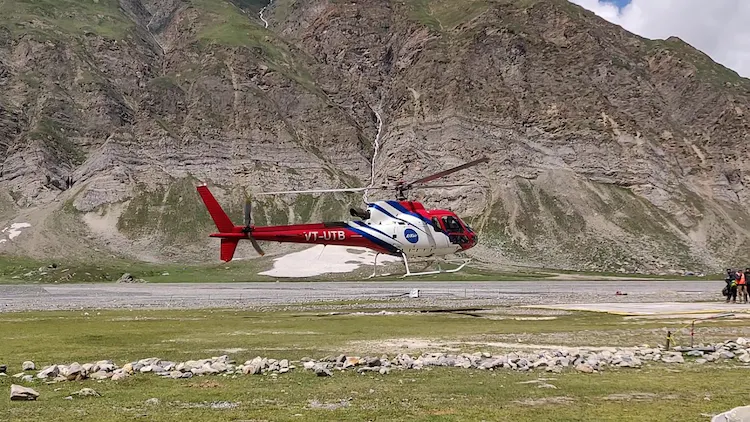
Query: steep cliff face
1,0,749,272
268,0,750,272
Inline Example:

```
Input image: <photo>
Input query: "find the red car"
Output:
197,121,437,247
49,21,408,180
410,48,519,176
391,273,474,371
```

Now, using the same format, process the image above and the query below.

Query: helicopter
196,156,489,278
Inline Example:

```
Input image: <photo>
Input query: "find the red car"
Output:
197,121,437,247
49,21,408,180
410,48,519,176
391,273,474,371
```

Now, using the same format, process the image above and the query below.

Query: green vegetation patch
116,176,216,244
0,0,133,40
189,0,323,97
27,117,86,166
644,37,750,88
0,253,275,284
405,0,489,31
1,308,748,421
477,178,697,271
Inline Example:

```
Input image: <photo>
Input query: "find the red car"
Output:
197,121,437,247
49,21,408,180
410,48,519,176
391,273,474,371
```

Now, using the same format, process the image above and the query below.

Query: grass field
1,307,746,421
0,253,711,284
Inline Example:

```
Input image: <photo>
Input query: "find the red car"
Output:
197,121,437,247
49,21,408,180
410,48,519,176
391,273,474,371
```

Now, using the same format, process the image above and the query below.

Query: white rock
575,363,594,373
662,353,684,364
37,365,59,379
22,361,35,371
303,361,316,370
10,384,39,401
111,370,129,381
712,404,750,422
89,371,111,380
71,388,100,397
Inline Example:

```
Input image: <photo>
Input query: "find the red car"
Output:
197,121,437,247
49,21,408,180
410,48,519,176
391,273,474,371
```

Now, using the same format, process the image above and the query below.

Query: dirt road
0,279,726,312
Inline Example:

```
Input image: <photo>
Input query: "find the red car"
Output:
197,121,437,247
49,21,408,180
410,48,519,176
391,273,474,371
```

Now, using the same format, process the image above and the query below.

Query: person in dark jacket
725,269,737,303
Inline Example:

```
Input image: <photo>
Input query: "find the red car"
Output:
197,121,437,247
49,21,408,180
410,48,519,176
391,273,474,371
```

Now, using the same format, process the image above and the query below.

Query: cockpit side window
442,216,462,232
432,217,443,233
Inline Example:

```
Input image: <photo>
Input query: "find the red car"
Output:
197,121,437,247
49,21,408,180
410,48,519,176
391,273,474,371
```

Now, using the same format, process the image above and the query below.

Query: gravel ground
0,279,727,312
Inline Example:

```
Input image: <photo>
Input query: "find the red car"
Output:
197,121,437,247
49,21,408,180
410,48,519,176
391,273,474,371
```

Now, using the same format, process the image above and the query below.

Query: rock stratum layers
1,0,749,273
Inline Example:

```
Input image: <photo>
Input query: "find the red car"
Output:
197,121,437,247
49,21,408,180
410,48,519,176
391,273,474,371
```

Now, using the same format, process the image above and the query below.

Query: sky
568,0,750,78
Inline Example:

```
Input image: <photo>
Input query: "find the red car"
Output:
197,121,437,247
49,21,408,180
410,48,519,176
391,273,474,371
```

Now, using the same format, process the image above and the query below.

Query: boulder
10,384,39,401
712,405,750,422
89,371,112,380
37,365,59,379
314,364,332,377
575,363,594,373
662,353,684,364
116,273,146,283
111,370,129,381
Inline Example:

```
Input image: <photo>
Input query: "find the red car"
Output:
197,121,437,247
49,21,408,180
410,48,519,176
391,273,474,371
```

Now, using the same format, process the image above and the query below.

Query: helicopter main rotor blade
255,186,388,195
404,156,489,188
243,198,252,227
412,184,473,189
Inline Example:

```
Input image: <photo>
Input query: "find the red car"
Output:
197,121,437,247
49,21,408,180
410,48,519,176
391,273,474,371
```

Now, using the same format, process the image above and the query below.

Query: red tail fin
220,238,240,262
197,185,234,233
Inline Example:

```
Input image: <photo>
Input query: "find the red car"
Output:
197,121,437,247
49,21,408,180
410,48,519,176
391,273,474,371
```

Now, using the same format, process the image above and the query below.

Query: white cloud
570,0,750,78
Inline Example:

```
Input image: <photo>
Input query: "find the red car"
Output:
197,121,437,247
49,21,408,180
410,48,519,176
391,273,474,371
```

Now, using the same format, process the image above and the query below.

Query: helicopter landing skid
367,253,471,279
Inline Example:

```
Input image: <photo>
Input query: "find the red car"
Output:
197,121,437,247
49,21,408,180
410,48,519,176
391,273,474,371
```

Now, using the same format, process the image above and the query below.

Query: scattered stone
308,398,351,410
314,365,333,377
303,361,316,370
89,371,112,380
604,393,658,401
662,353,684,364
71,388,100,397
10,384,39,401
22,361,35,371
514,396,575,406
575,363,594,373
116,273,147,283
209,401,239,410
111,370,129,381
18,337,750,386
538,383,557,389
37,365,59,379
0,364,6,374
145,398,160,406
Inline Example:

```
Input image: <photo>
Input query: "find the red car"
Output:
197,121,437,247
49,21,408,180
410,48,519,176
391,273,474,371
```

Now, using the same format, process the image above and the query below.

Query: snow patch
0,222,31,243
259,245,401,278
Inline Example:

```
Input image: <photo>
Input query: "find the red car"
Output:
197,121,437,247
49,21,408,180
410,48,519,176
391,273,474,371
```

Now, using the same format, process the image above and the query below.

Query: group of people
724,268,750,303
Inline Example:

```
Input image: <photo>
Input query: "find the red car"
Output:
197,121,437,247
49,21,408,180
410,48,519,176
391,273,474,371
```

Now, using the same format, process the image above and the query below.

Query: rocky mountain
1,0,749,274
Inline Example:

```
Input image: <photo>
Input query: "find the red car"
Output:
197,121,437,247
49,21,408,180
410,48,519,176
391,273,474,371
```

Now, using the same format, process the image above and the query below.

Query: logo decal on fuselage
404,228,419,244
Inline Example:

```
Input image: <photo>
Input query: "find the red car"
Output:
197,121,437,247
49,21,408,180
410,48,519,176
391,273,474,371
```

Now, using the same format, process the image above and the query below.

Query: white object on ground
1,222,31,242
712,405,750,422
259,245,401,278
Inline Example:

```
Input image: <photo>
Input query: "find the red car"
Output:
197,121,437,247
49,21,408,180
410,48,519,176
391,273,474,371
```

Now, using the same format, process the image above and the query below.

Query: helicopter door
442,216,470,245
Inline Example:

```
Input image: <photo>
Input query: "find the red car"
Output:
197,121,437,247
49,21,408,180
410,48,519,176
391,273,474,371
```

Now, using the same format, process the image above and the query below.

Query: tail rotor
242,192,265,256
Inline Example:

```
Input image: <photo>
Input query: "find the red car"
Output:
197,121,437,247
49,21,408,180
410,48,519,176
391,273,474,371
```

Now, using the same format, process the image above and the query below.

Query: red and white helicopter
197,157,489,277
